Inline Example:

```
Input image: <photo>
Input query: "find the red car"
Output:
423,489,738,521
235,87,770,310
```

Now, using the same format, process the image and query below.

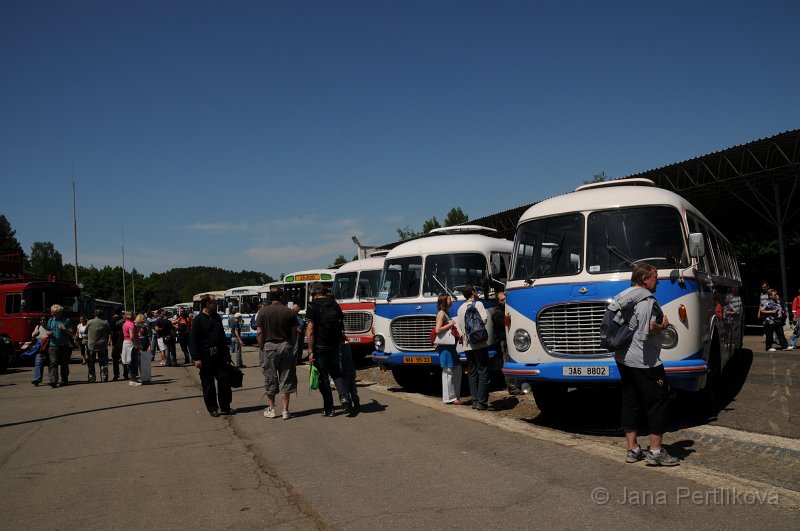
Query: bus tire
699,337,722,417
531,383,567,416
391,367,426,391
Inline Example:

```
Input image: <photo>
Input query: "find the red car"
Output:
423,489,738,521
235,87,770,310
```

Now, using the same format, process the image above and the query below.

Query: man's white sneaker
282,411,290,420
263,408,276,418
768,348,777,352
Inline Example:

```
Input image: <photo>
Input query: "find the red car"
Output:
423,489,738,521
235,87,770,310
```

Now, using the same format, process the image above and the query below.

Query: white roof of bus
284,269,337,277
223,285,262,296
519,185,704,224
335,256,386,274
386,233,513,258
192,291,225,301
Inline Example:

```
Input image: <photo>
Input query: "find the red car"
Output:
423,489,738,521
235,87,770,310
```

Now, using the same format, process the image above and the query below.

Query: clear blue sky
2,0,797,278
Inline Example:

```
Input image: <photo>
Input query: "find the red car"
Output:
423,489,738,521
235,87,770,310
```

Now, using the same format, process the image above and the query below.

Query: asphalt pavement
0,344,797,530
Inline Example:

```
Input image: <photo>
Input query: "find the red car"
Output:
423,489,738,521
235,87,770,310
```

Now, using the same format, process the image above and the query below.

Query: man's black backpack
464,303,488,344
599,306,634,351
316,299,343,345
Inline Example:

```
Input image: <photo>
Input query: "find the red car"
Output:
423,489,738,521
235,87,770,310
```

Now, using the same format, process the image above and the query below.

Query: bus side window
5,293,21,314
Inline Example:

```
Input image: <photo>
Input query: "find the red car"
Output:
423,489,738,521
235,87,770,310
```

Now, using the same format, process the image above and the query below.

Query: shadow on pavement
525,349,754,438
0,393,203,429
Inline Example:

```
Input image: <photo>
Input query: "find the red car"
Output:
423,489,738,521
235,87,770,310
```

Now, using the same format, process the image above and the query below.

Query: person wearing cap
230,312,244,368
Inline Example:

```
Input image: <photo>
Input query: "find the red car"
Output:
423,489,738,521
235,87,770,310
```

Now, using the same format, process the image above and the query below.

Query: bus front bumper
502,359,708,393
371,348,501,368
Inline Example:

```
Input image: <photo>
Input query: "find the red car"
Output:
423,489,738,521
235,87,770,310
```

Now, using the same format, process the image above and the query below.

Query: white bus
371,226,513,390
191,291,225,314
502,178,743,414
222,286,262,343
332,252,387,350
261,269,337,319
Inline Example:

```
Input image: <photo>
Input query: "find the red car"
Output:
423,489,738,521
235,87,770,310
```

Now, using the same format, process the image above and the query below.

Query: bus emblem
416,306,422,311
578,287,588,294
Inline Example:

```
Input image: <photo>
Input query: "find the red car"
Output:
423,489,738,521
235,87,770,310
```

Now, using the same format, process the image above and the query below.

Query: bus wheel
699,338,722,417
531,383,567,416
391,367,426,391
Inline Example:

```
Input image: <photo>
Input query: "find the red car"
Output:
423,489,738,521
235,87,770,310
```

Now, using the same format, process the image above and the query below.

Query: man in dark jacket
306,282,350,416
190,295,233,417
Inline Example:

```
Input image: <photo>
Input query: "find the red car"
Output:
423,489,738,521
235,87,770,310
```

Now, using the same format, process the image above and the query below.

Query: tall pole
122,227,127,312
131,257,136,315
773,181,789,312
72,177,79,284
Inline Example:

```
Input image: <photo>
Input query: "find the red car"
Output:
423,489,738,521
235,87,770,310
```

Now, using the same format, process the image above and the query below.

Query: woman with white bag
434,294,462,405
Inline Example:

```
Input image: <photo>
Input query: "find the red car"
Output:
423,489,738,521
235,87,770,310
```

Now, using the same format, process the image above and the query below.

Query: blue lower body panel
502,358,708,393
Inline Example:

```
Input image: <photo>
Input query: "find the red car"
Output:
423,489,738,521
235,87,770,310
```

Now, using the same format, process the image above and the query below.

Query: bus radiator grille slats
391,315,437,352
344,311,373,334
536,302,609,355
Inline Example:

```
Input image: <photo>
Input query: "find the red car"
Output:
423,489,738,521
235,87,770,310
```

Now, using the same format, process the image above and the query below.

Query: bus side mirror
688,233,705,258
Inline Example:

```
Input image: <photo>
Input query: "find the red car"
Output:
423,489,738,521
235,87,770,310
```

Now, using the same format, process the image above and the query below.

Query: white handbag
433,328,457,346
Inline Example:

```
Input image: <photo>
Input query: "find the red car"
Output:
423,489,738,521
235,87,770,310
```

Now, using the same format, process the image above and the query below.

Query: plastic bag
309,364,319,391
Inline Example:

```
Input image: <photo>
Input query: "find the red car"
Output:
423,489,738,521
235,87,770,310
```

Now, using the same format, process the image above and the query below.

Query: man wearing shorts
612,262,679,467
256,287,298,420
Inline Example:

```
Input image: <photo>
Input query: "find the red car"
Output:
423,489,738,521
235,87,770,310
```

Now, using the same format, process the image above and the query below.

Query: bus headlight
374,334,385,352
660,325,678,349
513,329,531,352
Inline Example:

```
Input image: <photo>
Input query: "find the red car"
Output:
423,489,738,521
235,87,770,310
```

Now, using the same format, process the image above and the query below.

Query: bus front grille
344,311,373,334
536,302,611,356
391,315,436,352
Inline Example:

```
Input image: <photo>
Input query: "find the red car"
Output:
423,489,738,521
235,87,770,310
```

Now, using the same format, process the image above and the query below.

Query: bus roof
518,183,707,225
223,285,262,297
385,233,513,259
335,256,386,274
192,290,225,302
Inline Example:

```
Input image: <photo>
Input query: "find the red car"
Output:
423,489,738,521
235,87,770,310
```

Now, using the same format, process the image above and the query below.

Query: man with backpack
456,284,490,410
306,282,352,416
608,262,678,467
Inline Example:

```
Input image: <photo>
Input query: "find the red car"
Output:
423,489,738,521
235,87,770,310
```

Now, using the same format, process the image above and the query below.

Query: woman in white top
77,315,89,365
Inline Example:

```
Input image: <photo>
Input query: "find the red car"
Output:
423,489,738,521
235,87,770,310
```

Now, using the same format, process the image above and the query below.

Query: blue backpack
464,304,488,344
599,306,636,351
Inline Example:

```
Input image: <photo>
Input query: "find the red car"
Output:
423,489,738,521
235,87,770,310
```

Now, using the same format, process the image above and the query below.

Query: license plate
562,366,609,377
348,337,361,343
404,356,432,364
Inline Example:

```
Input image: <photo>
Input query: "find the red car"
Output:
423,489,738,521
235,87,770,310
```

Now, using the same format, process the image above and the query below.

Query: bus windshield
380,257,422,299
423,253,488,298
512,214,584,280
357,270,382,299
586,206,688,273
333,272,357,300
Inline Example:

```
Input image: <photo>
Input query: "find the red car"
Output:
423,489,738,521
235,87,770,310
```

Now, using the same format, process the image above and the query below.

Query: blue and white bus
502,178,743,414
371,226,513,389
222,286,261,344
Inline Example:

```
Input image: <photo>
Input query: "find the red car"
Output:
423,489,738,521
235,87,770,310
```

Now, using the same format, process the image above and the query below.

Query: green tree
0,214,25,257
29,241,65,279
444,207,469,227
331,254,348,267
422,217,442,234
583,171,609,184
397,226,421,240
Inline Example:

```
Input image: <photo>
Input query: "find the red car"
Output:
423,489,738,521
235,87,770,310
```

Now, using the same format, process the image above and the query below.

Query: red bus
0,253,81,368
332,254,386,355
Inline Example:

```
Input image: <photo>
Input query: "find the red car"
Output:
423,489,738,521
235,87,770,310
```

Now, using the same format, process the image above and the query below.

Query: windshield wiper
431,274,457,300
607,244,634,267
526,232,567,284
